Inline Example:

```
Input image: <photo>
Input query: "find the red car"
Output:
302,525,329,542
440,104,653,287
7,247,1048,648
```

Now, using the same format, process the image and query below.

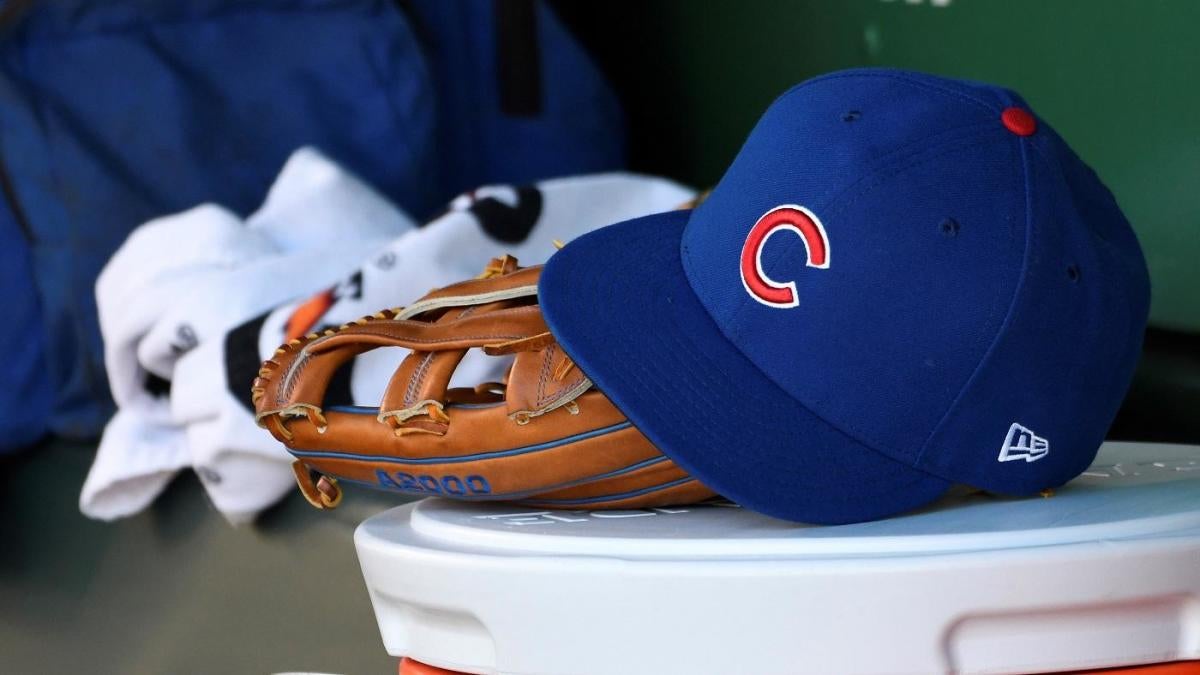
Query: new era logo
998,422,1049,463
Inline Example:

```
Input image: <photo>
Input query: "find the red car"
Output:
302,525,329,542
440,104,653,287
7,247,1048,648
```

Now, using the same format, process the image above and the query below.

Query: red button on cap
1001,107,1037,136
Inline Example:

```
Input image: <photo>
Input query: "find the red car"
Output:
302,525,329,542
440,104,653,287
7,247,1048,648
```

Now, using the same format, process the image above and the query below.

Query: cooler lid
355,442,1200,675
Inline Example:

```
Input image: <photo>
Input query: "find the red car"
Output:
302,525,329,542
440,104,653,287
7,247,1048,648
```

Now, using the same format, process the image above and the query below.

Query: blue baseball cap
540,69,1150,524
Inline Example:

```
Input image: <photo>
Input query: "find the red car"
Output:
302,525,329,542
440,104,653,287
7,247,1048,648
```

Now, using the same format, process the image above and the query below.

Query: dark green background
3,2,1198,673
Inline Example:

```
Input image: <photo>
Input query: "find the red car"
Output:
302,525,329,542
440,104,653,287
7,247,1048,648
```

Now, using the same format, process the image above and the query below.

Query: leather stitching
404,352,436,407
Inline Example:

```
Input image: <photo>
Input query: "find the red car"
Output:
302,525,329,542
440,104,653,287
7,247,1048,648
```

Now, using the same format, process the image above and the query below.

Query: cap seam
681,128,997,475
1024,136,1130,257
1023,137,1151,467
1024,139,1148,327
732,136,1004,464
723,128,1000,343
786,69,1002,116
913,134,1034,468
686,92,998,312
1025,139,1150,324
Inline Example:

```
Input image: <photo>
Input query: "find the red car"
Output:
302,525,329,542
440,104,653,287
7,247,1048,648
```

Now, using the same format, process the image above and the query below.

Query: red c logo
739,205,829,308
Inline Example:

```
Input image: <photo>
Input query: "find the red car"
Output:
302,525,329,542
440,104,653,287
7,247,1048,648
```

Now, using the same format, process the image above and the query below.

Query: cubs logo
739,204,830,308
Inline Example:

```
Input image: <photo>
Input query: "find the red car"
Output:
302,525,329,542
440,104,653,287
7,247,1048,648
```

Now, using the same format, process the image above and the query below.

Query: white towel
82,148,416,522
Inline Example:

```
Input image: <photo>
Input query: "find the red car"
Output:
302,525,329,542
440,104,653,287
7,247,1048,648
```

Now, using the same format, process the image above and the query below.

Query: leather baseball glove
253,255,716,510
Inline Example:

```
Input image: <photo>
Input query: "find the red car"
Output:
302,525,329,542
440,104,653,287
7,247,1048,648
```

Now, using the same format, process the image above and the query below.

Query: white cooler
354,442,1200,675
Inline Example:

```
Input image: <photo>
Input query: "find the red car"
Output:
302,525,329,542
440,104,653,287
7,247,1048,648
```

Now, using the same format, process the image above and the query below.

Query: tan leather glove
253,255,716,510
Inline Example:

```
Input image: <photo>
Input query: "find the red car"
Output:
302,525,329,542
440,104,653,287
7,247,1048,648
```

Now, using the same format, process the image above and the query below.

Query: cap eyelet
842,110,861,122
940,218,960,237
1067,264,1081,283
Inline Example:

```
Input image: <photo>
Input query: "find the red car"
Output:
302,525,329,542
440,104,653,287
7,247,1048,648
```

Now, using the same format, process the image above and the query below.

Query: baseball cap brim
540,209,951,525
